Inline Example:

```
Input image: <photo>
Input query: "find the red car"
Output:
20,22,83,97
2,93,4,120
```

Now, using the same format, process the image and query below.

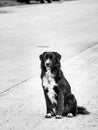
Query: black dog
39,52,89,119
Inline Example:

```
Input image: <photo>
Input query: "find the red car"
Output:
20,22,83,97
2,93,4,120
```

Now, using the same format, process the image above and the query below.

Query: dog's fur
39,52,89,119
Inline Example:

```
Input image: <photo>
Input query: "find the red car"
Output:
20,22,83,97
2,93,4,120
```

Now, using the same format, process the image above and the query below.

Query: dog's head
39,52,61,70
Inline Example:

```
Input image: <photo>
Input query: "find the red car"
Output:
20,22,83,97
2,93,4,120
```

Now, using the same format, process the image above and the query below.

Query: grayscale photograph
0,0,98,130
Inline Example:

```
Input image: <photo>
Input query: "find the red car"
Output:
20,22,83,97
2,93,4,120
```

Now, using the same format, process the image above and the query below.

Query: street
0,0,98,129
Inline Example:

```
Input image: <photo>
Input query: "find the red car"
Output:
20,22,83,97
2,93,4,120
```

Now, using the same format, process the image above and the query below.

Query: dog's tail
77,106,90,115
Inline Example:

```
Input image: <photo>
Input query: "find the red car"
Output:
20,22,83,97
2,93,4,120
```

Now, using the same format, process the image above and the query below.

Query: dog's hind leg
63,94,77,117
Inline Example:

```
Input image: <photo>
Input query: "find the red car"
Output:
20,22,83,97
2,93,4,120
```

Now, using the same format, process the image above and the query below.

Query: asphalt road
0,0,98,94
0,0,98,130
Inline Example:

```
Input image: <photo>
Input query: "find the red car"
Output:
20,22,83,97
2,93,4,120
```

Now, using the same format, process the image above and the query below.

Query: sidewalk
0,43,98,130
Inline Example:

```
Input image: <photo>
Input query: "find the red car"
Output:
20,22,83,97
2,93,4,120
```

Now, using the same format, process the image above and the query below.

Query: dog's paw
67,113,73,118
56,115,62,119
45,113,52,118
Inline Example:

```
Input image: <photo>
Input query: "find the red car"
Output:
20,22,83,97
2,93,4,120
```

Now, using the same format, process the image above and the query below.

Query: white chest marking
42,70,57,104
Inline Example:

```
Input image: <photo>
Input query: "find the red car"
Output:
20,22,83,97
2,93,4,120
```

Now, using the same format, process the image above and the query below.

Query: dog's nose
46,63,50,66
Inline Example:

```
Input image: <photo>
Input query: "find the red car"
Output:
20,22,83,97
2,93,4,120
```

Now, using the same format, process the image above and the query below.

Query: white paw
56,115,62,119
45,113,52,118
67,113,73,117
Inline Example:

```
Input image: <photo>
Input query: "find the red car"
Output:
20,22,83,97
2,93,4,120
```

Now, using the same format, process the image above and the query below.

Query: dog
39,52,89,119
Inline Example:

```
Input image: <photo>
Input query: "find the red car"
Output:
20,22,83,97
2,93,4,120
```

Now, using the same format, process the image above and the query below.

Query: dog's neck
46,69,54,80
42,68,56,86
41,66,62,81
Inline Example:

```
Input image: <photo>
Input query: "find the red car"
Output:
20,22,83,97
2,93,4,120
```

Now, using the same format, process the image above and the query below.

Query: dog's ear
39,54,43,61
39,52,47,61
53,52,61,60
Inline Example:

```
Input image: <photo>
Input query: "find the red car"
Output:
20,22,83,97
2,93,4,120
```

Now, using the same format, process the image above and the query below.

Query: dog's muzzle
45,59,51,69
46,63,51,67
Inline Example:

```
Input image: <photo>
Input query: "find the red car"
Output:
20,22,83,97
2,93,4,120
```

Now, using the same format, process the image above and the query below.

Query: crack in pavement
0,74,38,97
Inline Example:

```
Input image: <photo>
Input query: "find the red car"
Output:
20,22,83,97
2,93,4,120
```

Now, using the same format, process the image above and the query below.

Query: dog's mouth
46,65,51,70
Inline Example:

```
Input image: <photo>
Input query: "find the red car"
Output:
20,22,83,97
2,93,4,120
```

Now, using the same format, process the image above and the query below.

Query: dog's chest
42,70,57,104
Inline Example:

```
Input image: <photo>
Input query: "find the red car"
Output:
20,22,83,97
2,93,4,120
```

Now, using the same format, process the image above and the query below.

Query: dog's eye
50,56,52,59
50,56,53,59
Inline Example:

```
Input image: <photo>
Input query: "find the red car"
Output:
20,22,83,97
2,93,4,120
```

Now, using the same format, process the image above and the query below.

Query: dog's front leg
43,90,53,118
56,92,64,119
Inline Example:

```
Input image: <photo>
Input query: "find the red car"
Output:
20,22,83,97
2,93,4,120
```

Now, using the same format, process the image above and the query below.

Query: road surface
0,0,98,130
